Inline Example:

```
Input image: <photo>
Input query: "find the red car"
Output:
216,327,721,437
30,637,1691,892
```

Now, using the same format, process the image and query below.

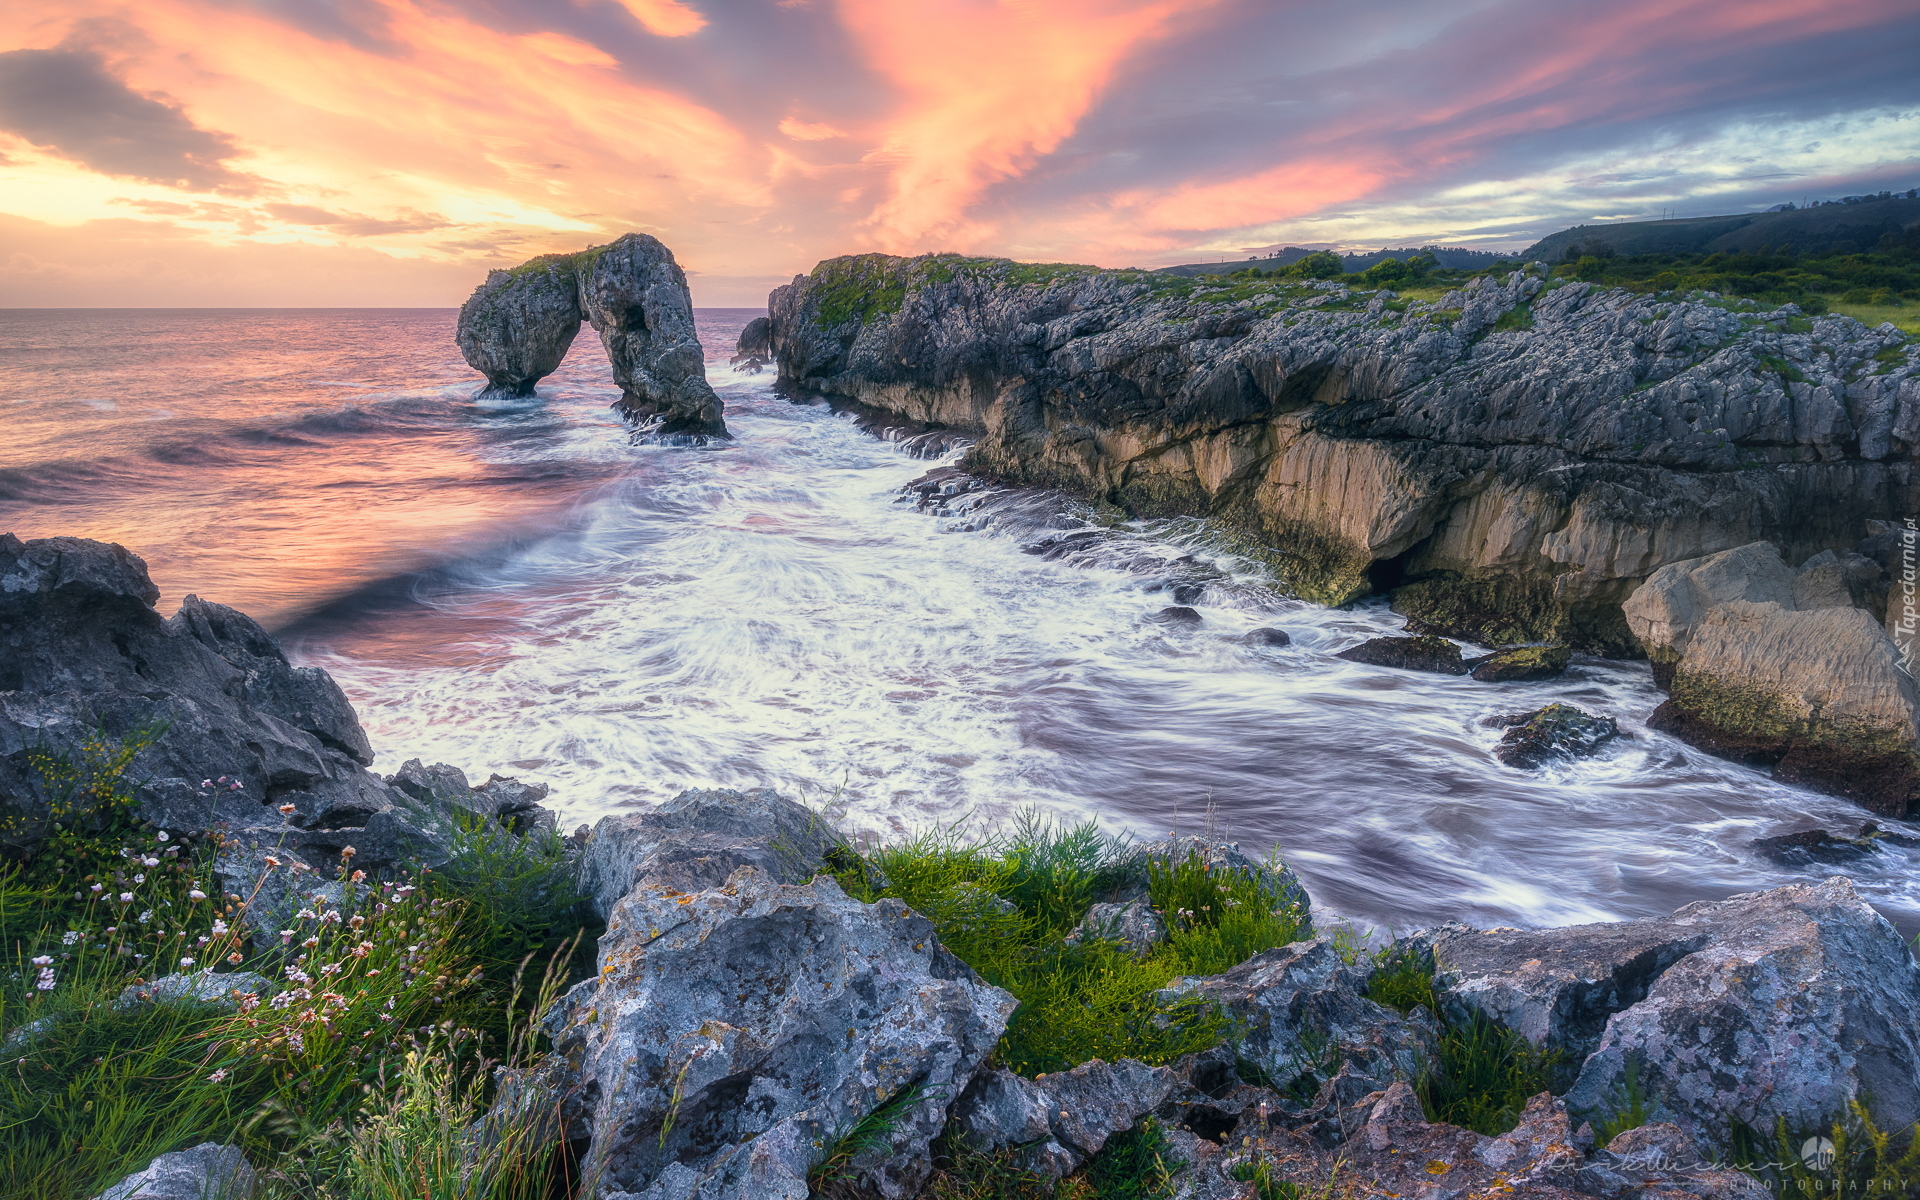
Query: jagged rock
1492,703,1620,767
1066,900,1167,957
115,970,273,1012
950,1059,1176,1176
769,257,1917,653
91,1143,256,1200
1792,548,1886,612
1243,627,1292,646
1421,879,1920,1155
543,867,1016,1200
456,234,726,441
1470,644,1571,682
455,255,584,397
574,787,842,920
1650,601,1920,814
1334,634,1469,674
1622,541,1798,679
0,535,396,860
387,759,551,832
1160,939,1435,1104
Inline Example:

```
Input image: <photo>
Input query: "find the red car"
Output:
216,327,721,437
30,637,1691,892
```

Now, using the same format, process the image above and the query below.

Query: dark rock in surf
1335,634,1467,674
1244,626,1292,647
1469,643,1571,682
1149,605,1202,625
730,314,772,372
1493,702,1619,767
1750,827,1877,867
455,233,727,441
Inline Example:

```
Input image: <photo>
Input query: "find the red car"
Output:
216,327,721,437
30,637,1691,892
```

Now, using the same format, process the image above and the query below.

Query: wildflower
156,831,169,841
189,890,207,901
270,993,295,1010
277,803,296,815
228,953,243,964
279,930,296,945
302,937,320,949
288,1031,304,1054
30,955,51,966
229,781,242,791
141,856,159,867
196,936,211,947
285,967,312,984
321,910,341,924
180,957,194,967
200,780,212,788
295,908,317,920
61,931,79,946
207,1069,228,1083
238,995,261,1013
139,910,153,923
35,967,55,991
219,777,228,783
89,883,103,893
211,919,229,935
340,846,357,859
262,855,281,868
133,874,146,884
350,870,365,884
348,914,365,929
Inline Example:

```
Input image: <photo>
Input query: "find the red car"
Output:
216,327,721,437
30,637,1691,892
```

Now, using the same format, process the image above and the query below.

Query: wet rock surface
1242,626,1292,646
456,233,726,441
769,257,1916,653
1470,643,1572,682
544,867,1015,1200
1335,633,1469,674
1493,703,1621,768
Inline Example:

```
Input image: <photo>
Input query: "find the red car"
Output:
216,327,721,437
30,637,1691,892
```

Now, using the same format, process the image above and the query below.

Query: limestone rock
575,787,842,920
1470,644,1571,682
456,255,584,397
543,868,1016,1200
768,257,1917,654
949,1059,1176,1176
1066,899,1167,957
92,1143,256,1200
455,234,726,441
730,315,772,372
1493,703,1620,768
1334,634,1468,674
1160,939,1435,1103
1423,879,1920,1155
115,970,274,1012
1651,600,1920,813
1621,541,1797,673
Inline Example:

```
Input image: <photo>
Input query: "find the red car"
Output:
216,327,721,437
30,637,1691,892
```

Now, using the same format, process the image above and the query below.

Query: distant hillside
1525,193,1920,261
1158,245,1508,277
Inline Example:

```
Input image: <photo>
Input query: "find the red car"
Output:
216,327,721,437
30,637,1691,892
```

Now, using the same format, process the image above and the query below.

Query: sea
4,306,1912,935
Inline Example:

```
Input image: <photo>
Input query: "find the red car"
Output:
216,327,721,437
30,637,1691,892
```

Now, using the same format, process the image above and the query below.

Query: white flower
119,893,134,903
208,1069,228,1083
179,956,195,967
139,910,153,923
30,955,52,966
141,856,159,867
35,968,55,991
133,874,145,884
189,890,207,902
156,831,169,841
61,931,79,946
211,919,229,936
89,883,103,893
295,908,317,920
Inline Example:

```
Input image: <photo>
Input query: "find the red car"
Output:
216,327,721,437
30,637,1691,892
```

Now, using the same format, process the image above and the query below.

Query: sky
1,0,1917,307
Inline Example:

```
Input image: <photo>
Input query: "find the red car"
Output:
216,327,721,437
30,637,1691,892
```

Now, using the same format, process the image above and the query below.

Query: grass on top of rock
827,815,1309,1077
0,729,596,1200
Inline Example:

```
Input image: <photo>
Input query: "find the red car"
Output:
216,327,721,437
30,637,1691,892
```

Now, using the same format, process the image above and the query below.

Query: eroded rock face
950,1059,1175,1177
769,257,1916,653
1423,878,1920,1153
545,867,1016,1200
1652,600,1920,813
455,234,727,441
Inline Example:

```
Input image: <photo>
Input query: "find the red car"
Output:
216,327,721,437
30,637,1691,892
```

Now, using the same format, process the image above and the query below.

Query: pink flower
207,1069,228,1083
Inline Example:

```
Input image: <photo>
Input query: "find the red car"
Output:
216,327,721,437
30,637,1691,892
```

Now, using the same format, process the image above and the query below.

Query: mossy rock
1335,634,1468,675
1493,703,1619,768
1470,644,1571,682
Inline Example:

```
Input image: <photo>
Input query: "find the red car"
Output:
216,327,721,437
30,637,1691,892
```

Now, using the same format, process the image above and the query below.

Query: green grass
1830,301,1920,335
1730,1103,1920,1200
829,819,1307,1077
0,729,594,1200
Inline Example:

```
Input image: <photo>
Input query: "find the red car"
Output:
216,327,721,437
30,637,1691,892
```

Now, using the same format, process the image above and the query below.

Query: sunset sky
2,0,1916,307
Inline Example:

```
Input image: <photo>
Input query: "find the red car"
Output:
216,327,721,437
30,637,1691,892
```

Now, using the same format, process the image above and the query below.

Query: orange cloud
779,116,847,141
608,0,708,38
836,0,1225,250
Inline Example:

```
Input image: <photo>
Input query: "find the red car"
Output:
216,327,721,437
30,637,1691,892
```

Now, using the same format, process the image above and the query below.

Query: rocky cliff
457,233,726,441
768,254,1916,654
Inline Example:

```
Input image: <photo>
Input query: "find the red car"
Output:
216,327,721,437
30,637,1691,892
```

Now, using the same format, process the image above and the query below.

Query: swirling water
3,307,1914,935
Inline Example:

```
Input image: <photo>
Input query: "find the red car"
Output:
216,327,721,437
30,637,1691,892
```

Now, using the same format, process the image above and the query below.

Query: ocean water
3,306,1912,935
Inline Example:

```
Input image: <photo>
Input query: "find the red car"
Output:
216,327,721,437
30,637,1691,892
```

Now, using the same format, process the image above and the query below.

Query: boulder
1749,827,1879,867
1650,601,1920,814
543,867,1016,1200
1159,939,1435,1105
1469,644,1571,682
1148,605,1202,625
1243,627,1292,647
1621,541,1797,679
1791,548,1887,614
388,759,552,833
948,1059,1176,1176
454,234,727,441
1065,899,1167,957
91,1143,256,1200
730,315,772,372
1335,634,1468,675
455,255,584,397
114,970,273,1012
574,787,843,920
1422,879,1920,1155
1493,703,1620,768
